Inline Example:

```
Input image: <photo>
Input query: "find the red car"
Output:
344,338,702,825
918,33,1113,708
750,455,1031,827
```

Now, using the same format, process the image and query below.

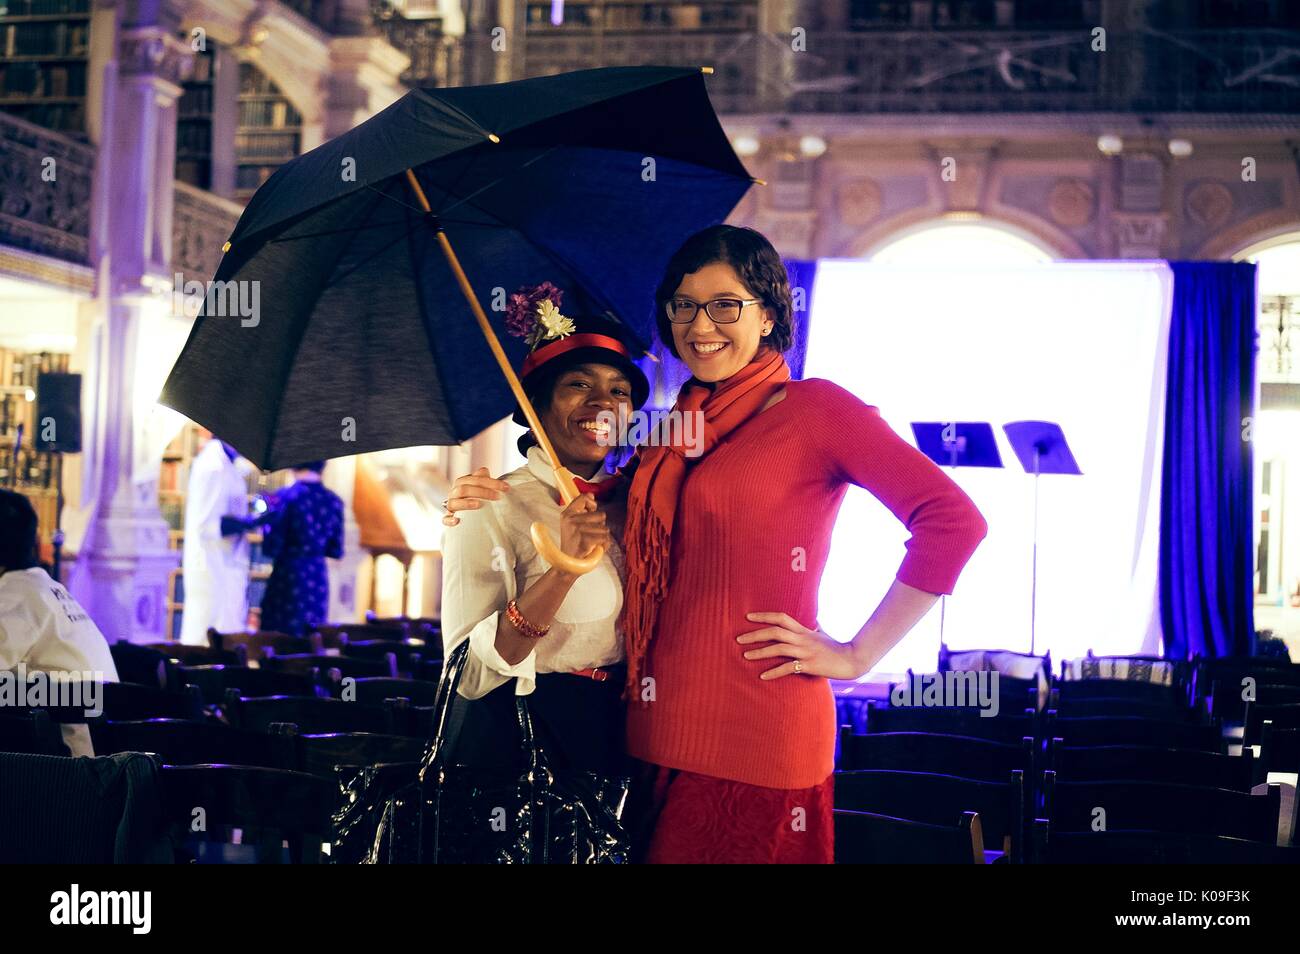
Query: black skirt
443,667,628,780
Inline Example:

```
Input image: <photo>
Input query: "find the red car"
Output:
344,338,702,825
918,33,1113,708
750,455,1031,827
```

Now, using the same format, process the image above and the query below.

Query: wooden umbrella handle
530,463,605,576
405,168,606,577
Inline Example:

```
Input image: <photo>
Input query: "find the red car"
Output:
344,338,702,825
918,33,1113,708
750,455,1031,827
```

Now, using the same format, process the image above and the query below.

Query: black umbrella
160,66,753,573
161,65,752,460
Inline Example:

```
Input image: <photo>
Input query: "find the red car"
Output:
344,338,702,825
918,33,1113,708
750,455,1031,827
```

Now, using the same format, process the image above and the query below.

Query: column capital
119,28,194,103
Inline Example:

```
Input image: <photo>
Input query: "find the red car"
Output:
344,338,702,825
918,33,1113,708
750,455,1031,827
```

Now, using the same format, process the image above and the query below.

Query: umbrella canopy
160,66,754,471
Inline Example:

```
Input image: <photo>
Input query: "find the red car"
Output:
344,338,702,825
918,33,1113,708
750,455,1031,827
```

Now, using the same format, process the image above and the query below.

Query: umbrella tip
752,177,768,186
643,351,661,364
488,133,501,143
700,66,714,74
222,240,231,252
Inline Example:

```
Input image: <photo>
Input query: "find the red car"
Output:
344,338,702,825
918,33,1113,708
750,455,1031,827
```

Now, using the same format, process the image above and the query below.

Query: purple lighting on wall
551,0,564,26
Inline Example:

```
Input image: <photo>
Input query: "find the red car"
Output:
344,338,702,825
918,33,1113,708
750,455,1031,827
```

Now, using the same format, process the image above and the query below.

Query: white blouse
440,445,626,699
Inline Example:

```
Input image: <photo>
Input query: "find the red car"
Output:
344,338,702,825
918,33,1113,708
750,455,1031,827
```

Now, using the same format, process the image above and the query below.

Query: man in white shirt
179,433,253,644
0,489,119,756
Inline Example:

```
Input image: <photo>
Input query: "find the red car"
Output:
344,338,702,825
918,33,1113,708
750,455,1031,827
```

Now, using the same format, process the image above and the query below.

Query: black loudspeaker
34,372,82,454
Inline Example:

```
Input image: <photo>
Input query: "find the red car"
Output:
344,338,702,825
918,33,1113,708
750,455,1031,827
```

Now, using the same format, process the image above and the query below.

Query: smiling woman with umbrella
437,286,649,862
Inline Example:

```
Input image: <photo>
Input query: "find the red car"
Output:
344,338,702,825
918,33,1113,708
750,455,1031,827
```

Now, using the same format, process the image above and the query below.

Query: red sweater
625,378,988,789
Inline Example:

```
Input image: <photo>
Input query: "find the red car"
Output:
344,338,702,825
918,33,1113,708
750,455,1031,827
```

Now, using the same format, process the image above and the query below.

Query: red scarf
619,350,792,700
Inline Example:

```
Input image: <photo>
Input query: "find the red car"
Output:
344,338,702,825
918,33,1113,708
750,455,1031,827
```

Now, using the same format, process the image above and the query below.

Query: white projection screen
803,260,1174,677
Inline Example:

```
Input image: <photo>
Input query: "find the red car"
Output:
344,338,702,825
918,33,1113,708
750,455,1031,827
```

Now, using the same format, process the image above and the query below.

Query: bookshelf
234,61,301,199
175,42,215,190
0,0,92,138
0,346,71,559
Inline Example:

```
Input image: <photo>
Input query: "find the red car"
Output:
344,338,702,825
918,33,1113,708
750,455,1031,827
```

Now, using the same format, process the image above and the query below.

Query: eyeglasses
664,296,762,324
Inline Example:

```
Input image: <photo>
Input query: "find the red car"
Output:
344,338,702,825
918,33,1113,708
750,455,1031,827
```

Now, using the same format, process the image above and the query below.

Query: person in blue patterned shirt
257,461,345,637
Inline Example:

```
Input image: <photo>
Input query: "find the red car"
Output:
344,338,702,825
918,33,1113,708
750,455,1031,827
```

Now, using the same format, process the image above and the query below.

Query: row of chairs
833,652,1300,863
933,645,1300,723
0,681,444,744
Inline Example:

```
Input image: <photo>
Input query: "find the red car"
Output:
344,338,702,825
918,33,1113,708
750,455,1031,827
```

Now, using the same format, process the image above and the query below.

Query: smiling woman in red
619,226,988,864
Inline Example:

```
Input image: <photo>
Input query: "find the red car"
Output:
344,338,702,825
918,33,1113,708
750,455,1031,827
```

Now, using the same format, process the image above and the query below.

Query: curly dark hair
0,489,40,571
653,225,794,359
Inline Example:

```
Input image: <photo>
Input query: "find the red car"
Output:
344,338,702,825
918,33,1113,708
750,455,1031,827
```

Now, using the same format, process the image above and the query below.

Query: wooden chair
109,640,175,690
90,718,284,768
224,692,396,735
312,623,406,648
1047,739,1255,792
339,638,425,674
1259,721,1300,777
206,629,319,663
365,613,441,642
1047,714,1224,753
141,641,246,667
394,703,438,739
1193,656,1300,722
261,652,398,682
866,702,1038,745
837,729,1033,782
1243,702,1300,746
99,681,205,722
1064,653,1190,691
1042,772,1282,843
1032,821,1300,864
179,664,319,706
834,768,1026,863
158,763,336,863
335,676,441,707
278,729,428,778
1051,696,1206,722
1213,681,1300,724
833,809,987,864
1052,678,1185,708
413,658,443,685
0,709,69,756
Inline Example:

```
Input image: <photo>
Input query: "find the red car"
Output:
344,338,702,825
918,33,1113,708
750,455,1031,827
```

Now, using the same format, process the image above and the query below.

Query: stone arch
180,0,331,131
848,212,1072,261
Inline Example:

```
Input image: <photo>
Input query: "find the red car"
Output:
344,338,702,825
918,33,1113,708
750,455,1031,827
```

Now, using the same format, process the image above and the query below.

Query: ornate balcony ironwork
0,110,93,265
172,181,243,287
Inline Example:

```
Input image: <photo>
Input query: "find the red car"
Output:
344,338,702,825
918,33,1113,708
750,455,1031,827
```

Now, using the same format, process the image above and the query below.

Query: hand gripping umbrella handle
530,465,605,576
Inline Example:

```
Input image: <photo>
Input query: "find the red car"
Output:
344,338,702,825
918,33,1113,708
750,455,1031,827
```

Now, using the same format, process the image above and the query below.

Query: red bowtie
573,473,622,502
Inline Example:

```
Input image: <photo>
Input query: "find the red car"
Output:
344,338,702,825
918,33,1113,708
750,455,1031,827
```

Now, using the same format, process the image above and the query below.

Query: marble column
72,18,193,643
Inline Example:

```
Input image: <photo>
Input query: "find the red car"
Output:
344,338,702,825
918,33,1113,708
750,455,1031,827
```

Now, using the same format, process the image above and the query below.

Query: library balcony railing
0,109,93,266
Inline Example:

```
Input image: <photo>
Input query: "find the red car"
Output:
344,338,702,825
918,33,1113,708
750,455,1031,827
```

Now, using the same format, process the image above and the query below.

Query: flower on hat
535,299,575,342
506,281,569,346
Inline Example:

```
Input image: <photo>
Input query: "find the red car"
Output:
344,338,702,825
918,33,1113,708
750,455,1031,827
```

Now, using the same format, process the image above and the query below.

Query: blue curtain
1160,262,1257,659
635,257,819,410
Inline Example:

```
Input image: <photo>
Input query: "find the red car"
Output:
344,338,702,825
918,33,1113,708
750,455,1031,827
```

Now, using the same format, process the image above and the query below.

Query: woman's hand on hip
739,611,867,680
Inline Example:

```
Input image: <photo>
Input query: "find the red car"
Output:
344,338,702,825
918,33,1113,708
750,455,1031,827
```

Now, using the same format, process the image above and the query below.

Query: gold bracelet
505,598,550,639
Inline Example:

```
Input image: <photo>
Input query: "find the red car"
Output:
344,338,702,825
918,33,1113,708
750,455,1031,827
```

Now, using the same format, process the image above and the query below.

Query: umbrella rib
318,218,425,293
420,175,644,351
431,147,562,218
363,182,428,215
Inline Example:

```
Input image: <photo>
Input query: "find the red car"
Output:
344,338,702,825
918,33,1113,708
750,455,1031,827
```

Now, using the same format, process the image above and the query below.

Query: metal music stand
1002,421,1082,656
910,422,1002,651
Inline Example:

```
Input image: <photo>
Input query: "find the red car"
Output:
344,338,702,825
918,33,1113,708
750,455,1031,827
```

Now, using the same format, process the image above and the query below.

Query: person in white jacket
179,433,252,645
0,489,118,756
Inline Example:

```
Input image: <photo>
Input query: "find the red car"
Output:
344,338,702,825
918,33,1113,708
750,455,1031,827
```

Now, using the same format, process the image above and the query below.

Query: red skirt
632,763,834,864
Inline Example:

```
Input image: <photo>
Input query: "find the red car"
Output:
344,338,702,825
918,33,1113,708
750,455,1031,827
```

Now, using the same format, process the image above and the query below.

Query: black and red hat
506,282,650,424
